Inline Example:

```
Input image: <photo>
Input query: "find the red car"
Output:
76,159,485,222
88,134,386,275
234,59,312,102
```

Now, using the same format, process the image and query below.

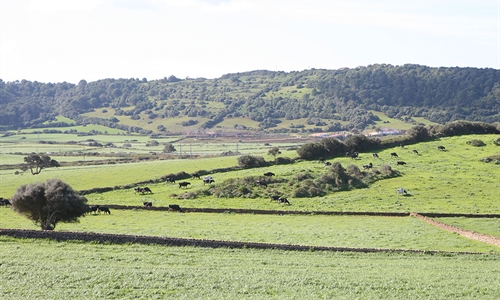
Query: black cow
269,195,281,202
165,177,176,184
168,204,182,212
278,197,290,205
390,152,398,158
264,172,275,177
413,150,419,154
192,173,201,179
256,181,268,188
397,161,407,165
98,206,111,214
179,182,191,188
324,161,332,166
363,163,373,169
134,187,153,194
372,153,379,159
143,202,152,207
438,146,446,151
350,152,359,159
88,205,99,214
0,198,12,206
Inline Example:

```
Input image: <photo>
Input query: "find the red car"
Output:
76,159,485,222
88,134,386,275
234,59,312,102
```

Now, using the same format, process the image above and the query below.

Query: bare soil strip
411,212,500,247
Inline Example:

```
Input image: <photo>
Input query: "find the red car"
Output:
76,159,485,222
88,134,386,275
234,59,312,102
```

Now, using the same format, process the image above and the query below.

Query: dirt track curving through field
411,212,500,247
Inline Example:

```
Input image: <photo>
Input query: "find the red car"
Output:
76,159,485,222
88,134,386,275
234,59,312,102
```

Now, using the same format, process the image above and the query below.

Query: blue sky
1,0,498,83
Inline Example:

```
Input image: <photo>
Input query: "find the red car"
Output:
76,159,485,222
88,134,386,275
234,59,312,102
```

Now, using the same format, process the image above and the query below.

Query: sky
1,0,499,84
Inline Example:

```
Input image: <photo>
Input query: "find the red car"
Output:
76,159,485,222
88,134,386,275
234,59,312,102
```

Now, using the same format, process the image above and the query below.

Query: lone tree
267,147,281,162
21,154,60,175
10,178,89,230
163,143,177,153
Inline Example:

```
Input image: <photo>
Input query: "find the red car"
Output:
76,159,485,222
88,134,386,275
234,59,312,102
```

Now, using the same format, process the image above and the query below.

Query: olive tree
21,154,60,175
267,147,281,162
10,178,89,230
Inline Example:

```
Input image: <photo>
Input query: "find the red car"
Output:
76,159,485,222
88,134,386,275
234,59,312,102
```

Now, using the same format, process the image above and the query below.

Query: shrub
466,139,486,147
237,155,267,168
493,138,500,146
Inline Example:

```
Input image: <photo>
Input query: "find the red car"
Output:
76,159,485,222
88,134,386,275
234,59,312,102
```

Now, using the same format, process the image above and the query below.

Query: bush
466,139,486,147
237,155,268,168
493,138,500,146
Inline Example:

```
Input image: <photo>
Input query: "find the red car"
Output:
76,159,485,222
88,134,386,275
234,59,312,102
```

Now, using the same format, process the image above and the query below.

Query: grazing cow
0,198,12,206
397,188,407,195
413,150,419,154
390,152,398,158
143,202,152,207
134,187,153,194
397,161,407,165
178,182,191,188
350,152,359,159
372,153,379,159
363,163,373,169
98,206,111,214
165,177,176,184
256,181,268,188
345,151,351,157
438,146,446,151
168,204,182,212
264,172,275,177
88,205,99,214
324,161,332,166
203,178,215,185
278,197,291,205
269,195,281,202
192,173,201,179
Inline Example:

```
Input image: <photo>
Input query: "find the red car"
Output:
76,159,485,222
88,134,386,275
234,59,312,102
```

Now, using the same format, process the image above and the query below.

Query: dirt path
411,212,500,247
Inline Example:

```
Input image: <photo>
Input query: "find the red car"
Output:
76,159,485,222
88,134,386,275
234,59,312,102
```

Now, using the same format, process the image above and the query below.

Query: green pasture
0,156,238,196
1,236,499,299
0,209,498,253
436,217,500,238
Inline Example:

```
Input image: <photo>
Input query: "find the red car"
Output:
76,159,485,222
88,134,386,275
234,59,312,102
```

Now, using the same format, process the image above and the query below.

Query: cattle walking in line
165,177,176,184
397,161,407,165
372,153,379,159
278,197,291,205
98,206,111,214
269,195,281,202
178,182,191,188
168,204,182,212
438,146,446,151
363,163,373,169
143,202,152,208
413,150,419,154
264,172,275,177
0,198,11,206
192,173,201,179
390,152,398,158
256,181,268,188
324,161,332,166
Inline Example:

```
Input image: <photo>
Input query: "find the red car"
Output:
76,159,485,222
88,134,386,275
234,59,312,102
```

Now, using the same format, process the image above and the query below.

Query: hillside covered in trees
1,64,499,134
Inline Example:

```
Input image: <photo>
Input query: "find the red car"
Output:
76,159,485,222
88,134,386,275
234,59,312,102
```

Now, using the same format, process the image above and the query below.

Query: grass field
1,236,499,299
1,209,498,253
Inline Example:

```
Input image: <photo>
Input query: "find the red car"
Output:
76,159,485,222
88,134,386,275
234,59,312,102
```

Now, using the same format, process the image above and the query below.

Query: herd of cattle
1,145,449,214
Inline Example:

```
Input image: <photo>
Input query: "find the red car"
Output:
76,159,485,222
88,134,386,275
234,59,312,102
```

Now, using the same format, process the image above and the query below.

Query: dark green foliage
319,137,347,156
10,179,88,230
267,147,281,161
343,135,381,152
274,157,294,165
163,143,176,153
237,155,268,168
407,125,431,142
494,138,500,146
20,154,60,175
466,139,486,147
296,143,328,160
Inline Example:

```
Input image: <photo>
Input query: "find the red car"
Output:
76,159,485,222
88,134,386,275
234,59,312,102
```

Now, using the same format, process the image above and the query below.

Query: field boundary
411,212,500,247
0,228,486,255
